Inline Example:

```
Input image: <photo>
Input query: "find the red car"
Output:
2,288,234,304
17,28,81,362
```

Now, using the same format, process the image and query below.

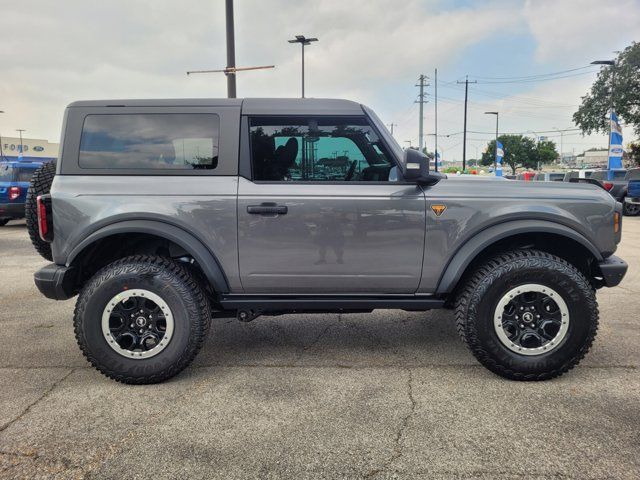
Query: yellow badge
431,204,447,217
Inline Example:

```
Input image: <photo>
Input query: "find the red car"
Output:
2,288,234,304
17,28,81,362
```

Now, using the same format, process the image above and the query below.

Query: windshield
0,164,14,182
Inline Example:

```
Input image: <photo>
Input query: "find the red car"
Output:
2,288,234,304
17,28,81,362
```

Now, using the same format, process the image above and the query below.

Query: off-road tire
455,249,598,381
74,255,211,384
0,219,9,227
25,161,56,260
623,199,640,216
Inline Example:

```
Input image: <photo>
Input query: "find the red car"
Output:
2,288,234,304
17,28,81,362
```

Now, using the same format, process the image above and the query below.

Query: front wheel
74,255,211,384
455,250,598,381
623,200,640,216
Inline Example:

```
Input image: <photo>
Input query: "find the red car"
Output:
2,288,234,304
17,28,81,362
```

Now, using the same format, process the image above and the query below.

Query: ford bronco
30,98,627,384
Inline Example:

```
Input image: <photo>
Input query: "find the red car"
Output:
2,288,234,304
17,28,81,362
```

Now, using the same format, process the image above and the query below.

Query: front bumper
597,255,628,287
0,202,25,219
34,263,76,300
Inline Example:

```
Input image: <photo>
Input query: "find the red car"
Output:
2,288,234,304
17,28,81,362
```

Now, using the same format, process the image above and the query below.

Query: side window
79,114,219,170
249,116,396,182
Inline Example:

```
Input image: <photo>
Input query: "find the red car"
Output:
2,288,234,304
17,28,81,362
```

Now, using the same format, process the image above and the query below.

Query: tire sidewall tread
455,249,599,381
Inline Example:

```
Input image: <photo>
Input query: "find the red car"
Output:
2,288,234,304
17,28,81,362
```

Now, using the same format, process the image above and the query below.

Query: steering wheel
344,160,357,181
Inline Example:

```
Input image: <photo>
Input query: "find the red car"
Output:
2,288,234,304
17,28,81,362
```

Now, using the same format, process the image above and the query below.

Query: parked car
625,179,640,209
533,172,566,182
590,169,640,216
30,98,627,384
0,160,48,225
516,171,535,181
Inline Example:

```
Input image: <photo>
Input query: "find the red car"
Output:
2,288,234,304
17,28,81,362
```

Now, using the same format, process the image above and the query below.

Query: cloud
523,0,640,63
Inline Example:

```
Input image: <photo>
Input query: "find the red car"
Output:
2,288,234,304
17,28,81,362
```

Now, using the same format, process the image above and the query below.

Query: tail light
602,181,614,191
9,186,21,201
36,195,53,242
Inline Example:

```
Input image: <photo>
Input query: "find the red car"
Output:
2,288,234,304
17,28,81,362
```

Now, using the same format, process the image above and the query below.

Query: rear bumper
34,263,76,300
0,202,25,219
625,197,640,205
597,255,628,287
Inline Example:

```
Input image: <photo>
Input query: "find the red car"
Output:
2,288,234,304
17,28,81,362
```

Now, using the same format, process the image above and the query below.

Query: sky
1,0,639,162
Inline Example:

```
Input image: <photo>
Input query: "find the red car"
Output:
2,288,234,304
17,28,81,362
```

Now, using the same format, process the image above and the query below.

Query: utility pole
288,35,318,98
457,75,476,171
415,74,429,153
434,68,438,172
387,123,397,136
187,0,275,97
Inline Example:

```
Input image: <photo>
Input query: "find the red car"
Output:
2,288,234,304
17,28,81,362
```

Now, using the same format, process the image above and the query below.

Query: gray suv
31,98,627,384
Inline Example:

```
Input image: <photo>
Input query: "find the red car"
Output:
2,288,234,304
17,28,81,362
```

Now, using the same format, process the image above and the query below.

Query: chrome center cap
135,316,147,327
522,311,534,322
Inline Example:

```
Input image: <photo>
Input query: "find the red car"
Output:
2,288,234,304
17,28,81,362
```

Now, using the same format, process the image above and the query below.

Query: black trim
66,219,230,293
0,202,25,219
218,294,445,312
34,263,77,300
597,255,628,287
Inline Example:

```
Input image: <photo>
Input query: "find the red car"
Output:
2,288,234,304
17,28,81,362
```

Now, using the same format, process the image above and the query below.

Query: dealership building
1,135,59,163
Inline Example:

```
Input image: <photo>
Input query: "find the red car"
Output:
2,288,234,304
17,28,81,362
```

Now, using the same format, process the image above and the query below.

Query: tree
480,135,557,175
628,142,640,167
573,42,640,136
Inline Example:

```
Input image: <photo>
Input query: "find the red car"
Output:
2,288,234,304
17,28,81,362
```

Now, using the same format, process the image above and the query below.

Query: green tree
480,135,557,175
628,142,640,167
573,42,640,136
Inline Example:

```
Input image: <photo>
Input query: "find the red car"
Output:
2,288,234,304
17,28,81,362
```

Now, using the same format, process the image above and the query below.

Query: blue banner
495,141,504,177
608,111,624,179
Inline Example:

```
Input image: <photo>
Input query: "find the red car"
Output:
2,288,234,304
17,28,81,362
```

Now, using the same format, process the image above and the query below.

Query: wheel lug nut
130,323,134,328
139,329,143,333
536,315,540,318
519,324,525,328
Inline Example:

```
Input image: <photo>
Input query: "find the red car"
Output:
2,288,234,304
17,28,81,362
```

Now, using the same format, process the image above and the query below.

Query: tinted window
549,173,564,181
249,117,395,182
79,114,219,170
626,169,640,180
0,164,14,182
16,167,36,182
612,170,627,180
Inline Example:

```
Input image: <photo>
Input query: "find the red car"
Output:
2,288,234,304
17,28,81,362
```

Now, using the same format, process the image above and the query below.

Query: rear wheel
455,250,598,381
623,200,640,216
25,161,56,260
74,255,211,384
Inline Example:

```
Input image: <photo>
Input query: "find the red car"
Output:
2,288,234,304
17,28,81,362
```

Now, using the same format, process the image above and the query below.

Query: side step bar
218,295,445,312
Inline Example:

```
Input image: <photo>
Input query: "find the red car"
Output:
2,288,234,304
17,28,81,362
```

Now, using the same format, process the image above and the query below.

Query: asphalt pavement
1,218,639,479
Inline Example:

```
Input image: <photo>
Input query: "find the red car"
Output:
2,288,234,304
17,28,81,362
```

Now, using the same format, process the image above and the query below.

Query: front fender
434,219,603,295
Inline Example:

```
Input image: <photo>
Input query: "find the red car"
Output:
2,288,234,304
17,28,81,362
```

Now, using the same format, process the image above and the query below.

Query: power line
415,74,430,151
457,75,476,170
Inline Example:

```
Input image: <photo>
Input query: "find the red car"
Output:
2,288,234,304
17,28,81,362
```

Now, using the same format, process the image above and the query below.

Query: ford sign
33,146,44,152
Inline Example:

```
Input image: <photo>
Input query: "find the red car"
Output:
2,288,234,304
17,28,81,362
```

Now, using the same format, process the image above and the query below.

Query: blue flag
495,141,504,177
608,111,624,179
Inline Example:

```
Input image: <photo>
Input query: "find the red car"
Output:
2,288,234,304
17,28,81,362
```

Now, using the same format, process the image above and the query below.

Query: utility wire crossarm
187,65,275,75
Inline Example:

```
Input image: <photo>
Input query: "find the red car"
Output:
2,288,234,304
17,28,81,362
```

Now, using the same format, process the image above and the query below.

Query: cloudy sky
1,0,639,161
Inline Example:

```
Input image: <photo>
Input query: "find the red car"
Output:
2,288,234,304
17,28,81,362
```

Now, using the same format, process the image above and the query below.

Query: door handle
247,203,288,215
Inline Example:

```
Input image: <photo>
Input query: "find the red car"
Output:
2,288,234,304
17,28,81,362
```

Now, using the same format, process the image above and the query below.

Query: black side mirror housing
401,148,444,186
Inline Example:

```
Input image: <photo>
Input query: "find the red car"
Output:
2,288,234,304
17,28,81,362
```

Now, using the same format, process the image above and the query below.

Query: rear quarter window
79,114,220,170
0,164,14,182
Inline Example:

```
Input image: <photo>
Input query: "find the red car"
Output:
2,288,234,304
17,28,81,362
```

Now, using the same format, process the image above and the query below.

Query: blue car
0,161,47,226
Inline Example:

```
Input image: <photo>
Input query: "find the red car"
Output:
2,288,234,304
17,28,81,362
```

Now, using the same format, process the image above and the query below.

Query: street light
484,111,499,172
553,127,564,163
288,35,318,98
16,129,25,157
0,110,4,160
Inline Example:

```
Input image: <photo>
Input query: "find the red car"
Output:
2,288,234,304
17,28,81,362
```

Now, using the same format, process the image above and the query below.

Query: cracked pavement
1,218,639,479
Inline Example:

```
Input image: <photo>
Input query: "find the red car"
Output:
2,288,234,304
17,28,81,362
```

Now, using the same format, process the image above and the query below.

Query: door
237,115,426,294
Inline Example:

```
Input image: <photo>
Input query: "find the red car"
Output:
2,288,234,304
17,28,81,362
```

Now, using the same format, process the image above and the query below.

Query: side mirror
401,148,443,185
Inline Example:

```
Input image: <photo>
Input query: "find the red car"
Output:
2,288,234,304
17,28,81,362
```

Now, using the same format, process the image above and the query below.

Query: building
0,135,59,162
574,149,608,169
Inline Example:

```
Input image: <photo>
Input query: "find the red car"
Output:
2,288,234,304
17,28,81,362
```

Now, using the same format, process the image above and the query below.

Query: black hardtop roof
67,98,365,115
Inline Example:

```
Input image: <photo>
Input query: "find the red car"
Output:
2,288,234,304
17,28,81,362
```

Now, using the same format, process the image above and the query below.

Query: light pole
484,112,498,172
16,129,25,157
288,35,318,98
0,110,4,160
553,127,564,163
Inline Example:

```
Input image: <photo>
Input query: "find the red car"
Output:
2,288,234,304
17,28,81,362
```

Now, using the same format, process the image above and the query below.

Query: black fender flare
66,220,230,293
435,219,603,295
